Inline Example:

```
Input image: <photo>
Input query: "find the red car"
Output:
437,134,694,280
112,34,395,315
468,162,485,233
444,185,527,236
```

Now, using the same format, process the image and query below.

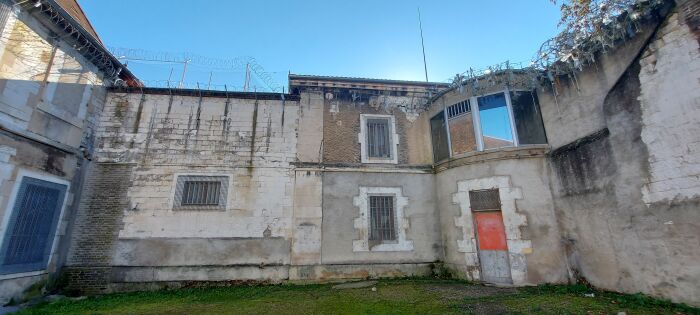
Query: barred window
181,181,221,205
369,195,396,242
469,189,501,211
366,118,392,158
447,99,471,118
174,175,228,210
0,177,67,275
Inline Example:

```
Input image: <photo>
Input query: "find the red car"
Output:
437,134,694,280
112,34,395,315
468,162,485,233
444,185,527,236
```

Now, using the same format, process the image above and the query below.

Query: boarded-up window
447,100,477,155
430,113,450,162
366,118,392,158
369,195,396,242
511,91,547,145
0,177,67,275
174,175,228,210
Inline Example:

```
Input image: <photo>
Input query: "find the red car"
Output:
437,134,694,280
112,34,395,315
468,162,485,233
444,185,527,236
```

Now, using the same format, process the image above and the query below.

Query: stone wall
541,3,700,306
79,89,301,288
63,163,133,295
315,87,434,165
433,149,568,285
0,3,108,303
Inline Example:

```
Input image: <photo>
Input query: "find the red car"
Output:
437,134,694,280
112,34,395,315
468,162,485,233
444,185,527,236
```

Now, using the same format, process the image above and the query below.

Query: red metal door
473,211,512,284
474,212,508,251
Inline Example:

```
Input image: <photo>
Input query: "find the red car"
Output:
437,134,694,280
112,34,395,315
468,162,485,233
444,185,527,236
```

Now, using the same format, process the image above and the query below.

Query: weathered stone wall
63,163,133,295
86,89,301,286
541,3,700,306
0,3,108,303
433,149,568,285
319,88,433,165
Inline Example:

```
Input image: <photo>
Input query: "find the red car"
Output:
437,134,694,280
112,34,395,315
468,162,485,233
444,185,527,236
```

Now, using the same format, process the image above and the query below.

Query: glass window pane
511,91,547,145
366,118,391,158
477,93,514,149
430,113,449,162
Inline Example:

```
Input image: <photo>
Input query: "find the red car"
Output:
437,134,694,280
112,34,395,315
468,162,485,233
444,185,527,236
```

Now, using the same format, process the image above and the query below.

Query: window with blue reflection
477,93,514,149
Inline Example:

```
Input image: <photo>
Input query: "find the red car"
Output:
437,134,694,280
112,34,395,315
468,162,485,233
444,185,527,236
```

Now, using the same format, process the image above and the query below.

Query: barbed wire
533,0,665,76
109,46,284,92
445,0,666,95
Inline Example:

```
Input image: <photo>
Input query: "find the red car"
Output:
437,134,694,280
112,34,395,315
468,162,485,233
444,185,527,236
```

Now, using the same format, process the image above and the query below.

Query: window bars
369,195,396,242
0,177,67,275
447,99,471,119
366,118,392,158
469,189,501,211
173,175,228,210
181,181,221,206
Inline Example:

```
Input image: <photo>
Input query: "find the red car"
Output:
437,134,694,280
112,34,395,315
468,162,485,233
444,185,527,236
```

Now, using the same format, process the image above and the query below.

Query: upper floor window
359,114,398,164
430,89,547,163
174,175,229,210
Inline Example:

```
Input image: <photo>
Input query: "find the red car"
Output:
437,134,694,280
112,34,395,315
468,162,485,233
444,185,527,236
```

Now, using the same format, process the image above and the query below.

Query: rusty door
470,190,512,284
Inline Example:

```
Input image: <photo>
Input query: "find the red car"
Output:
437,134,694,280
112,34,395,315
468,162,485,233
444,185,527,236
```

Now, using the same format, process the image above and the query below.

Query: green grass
16,279,700,315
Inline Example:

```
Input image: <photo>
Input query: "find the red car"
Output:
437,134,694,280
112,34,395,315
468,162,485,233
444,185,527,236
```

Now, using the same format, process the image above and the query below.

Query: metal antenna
418,7,429,82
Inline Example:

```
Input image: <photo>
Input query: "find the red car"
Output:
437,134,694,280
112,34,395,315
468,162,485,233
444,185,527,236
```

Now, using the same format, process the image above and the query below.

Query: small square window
174,175,228,210
368,195,396,242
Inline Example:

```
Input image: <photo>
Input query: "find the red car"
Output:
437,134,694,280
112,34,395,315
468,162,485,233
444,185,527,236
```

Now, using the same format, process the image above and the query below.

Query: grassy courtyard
16,278,699,315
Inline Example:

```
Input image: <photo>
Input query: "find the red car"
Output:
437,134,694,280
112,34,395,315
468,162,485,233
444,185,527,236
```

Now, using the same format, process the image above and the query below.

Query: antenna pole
178,59,189,88
418,7,429,82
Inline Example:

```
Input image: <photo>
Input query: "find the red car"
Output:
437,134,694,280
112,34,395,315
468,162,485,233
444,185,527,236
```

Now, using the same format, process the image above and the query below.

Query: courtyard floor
14,279,699,314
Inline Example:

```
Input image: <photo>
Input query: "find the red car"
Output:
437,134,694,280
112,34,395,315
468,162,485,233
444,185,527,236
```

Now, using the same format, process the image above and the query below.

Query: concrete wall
0,3,107,303
320,171,439,265
64,90,301,291
434,149,568,285
541,2,700,306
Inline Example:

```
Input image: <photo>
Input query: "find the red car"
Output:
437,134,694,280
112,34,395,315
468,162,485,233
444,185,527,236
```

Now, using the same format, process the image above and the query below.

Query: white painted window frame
359,114,399,164
169,173,233,211
437,89,526,155
353,186,413,252
0,169,70,279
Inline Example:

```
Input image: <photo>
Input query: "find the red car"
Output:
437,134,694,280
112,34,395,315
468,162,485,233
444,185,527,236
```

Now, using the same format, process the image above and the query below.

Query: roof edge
289,73,449,87
108,86,300,101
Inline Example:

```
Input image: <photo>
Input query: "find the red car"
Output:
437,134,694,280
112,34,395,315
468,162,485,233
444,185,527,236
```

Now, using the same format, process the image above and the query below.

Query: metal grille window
366,118,392,158
181,181,221,205
174,175,228,210
469,189,501,211
368,195,396,242
447,100,471,119
0,177,67,275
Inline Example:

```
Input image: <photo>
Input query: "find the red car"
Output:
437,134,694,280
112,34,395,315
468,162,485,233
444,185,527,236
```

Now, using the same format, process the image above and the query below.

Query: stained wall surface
540,3,700,306
0,2,108,303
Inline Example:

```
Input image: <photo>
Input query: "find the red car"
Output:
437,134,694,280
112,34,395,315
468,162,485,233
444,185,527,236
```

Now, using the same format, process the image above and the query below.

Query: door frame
0,169,70,278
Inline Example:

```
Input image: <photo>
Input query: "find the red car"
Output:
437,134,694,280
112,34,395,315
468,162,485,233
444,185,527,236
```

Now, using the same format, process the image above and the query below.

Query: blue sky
80,0,561,91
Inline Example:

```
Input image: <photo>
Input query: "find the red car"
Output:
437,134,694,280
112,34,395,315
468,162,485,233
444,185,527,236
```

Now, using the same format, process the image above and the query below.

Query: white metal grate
447,99,471,119
174,175,228,210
